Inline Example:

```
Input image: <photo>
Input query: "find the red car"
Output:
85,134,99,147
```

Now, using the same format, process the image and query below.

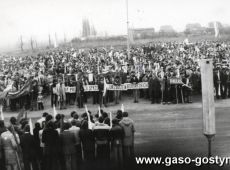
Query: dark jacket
60,130,76,155
20,132,37,159
42,128,60,155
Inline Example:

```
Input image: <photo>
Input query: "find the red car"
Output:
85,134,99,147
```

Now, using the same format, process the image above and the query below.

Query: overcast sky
0,0,230,50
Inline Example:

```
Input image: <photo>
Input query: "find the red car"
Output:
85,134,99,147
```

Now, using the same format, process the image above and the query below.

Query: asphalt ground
2,94,230,170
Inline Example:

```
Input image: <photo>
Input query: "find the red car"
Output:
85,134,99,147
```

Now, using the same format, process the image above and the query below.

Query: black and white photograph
0,0,230,169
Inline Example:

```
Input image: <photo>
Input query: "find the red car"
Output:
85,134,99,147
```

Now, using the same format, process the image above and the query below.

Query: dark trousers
38,102,44,110
23,156,39,170
77,96,83,108
51,94,58,107
114,91,119,104
93,91,99,104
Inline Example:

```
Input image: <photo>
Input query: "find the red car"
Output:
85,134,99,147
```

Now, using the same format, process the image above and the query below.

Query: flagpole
126,0,130,59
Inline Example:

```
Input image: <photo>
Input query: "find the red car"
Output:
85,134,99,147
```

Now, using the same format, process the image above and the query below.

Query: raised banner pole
200,59,216,157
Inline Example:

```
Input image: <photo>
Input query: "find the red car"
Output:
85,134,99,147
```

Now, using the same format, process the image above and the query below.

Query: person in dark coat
20,125,39,170
93,117,110,169
42,121,60,170
79,120,95,161
33,123,42,170
109,118,124,170
149,73,161,104
60,123,77,170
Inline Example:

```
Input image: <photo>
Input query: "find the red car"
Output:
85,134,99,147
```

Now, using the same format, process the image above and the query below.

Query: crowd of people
0,108,135,170
0,40,230,170
1,40,230,111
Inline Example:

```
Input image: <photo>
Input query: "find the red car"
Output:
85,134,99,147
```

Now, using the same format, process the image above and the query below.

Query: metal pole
126,0,130,59
205,134,215,158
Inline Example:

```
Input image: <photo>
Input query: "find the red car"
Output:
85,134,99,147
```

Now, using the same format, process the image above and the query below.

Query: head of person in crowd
116,110,123,120
34,122,41,130
102,112,108,119
70,111,77,119
55,114,62,121
104,117,110,126
46,121,55,130
45,114,53,123
24,124,30,133
42,112,49,118
20,118,29,130
63,122,71,131
112,118,120,126
10,116,17,125
122,112,129,118
81,120,88,130
73,113,79,120
98,116,104,124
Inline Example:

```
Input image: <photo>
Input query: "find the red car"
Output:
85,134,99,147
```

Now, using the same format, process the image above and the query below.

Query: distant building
159,25,177,37
184,23,206,35
131,28,155,39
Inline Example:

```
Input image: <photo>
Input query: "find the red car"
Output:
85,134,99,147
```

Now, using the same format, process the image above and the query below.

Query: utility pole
126,0,130,59
20,35,24,51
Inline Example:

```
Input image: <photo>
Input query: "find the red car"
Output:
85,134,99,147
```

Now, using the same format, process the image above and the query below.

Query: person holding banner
76,80,84,108
51,79,58,107
113,75,121,105
149,72,161,104
57,78,67,110
130,71,139,103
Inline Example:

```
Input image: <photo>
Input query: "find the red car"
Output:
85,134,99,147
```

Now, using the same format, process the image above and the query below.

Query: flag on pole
0,105,4,121
121,104,124,112
109,112,112,128
98,106,102,117
103,77,107,97
85,105,93,129
29,118,33,135
53,106,57,119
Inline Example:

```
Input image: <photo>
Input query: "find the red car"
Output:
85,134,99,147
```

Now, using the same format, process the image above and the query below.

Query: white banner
65,87,76,93
83,85,99,92
107,84,127,91
125,82,149,89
